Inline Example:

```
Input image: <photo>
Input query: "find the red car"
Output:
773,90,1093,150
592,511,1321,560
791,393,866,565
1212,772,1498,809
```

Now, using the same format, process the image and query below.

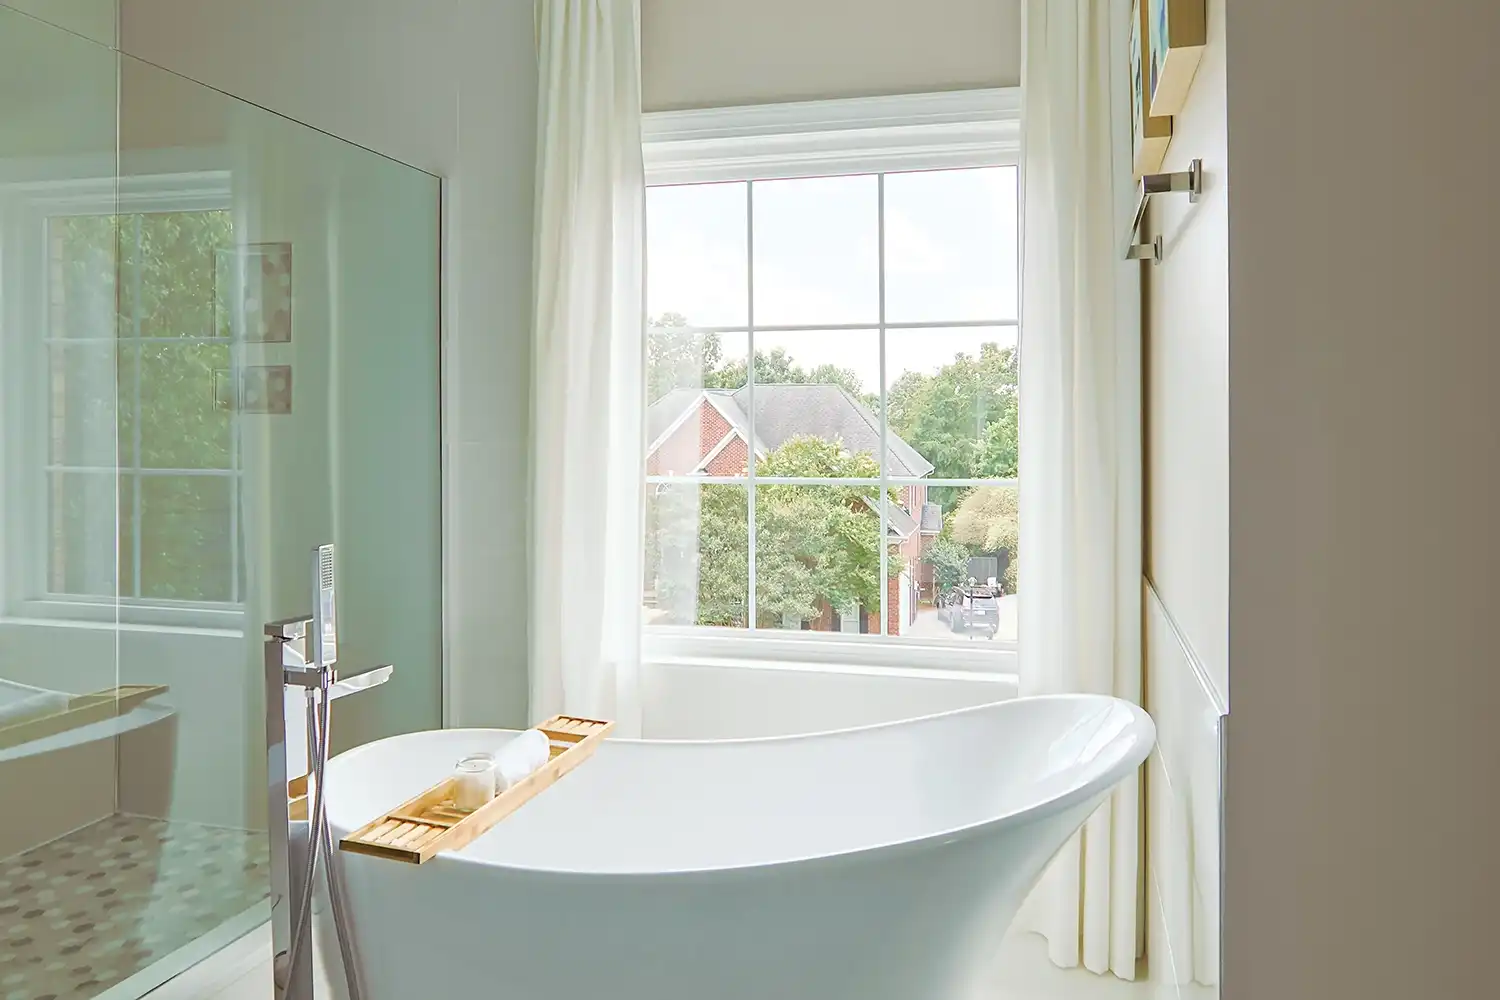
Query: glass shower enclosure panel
0,8,443,997
0,9,130,999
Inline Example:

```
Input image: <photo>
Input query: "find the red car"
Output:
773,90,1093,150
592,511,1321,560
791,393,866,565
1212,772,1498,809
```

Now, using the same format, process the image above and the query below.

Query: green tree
130,210,236,601
753,436,896,624
924,533,971,593
647,312,723,403
642,326,1024,619
645,436,897,628
708,348,868,401
51,210,237,602
948,486,1019,592
649,483,749,626
647,314,869,401
886,341,1018,507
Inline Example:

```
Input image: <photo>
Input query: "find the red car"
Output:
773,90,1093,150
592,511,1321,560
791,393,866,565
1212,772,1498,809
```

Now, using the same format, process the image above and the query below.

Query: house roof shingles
646,382,935,479
646,387,705,443
919,502,944,534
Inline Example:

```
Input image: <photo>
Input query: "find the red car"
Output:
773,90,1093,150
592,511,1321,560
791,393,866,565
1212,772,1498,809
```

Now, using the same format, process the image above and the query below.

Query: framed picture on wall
1147,0,1207,117
1132,0,1172,177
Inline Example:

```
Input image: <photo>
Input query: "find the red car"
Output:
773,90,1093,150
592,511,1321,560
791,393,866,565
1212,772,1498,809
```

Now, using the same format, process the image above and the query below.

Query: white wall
1142,0,1227,993
1145,0,1228,703
1225,1,1500,997
641,0,1021,111
1,0,115,46
1145,586,1222,993
119,0,539,729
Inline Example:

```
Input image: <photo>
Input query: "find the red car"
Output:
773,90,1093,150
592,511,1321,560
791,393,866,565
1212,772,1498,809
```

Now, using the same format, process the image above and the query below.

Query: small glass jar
452,753,497,813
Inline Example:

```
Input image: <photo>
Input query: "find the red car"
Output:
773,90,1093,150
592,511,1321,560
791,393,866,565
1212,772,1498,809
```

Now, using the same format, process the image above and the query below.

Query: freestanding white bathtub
324,695,1154,1000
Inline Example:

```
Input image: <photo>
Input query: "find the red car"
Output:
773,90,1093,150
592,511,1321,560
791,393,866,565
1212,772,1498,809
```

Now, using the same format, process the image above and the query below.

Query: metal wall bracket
1125,158,1204,263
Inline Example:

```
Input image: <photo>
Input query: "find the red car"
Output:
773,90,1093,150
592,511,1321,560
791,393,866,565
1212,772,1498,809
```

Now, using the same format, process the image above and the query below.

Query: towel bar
1126,158,1204,263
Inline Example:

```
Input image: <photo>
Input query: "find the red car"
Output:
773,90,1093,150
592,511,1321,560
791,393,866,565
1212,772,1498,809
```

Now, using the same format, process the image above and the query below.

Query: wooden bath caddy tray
339,715,614,864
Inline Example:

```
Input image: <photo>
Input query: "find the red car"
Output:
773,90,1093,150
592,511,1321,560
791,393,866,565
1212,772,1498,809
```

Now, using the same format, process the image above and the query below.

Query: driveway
905,594,1018,643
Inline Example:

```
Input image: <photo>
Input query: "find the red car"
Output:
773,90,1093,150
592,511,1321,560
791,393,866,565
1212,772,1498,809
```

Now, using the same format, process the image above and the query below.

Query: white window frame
0,170,244,632
643,88,1022,675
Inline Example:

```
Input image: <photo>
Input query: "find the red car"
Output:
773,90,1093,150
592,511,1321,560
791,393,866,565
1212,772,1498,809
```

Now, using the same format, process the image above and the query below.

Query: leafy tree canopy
949,486,1019,592
648,314,868,403
644,314,1024,621
647,435,900,627
886,341,1018,508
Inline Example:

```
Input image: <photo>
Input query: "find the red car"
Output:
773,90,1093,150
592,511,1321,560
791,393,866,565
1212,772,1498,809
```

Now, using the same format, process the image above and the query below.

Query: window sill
645,652,1018,689
643,626,1018,680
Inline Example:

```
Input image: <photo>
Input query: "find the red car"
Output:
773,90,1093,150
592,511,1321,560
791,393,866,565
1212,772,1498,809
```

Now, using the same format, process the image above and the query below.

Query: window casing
642,89,1021,672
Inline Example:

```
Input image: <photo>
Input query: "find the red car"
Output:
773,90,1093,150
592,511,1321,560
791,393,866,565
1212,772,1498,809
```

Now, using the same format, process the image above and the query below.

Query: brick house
647,383,940,635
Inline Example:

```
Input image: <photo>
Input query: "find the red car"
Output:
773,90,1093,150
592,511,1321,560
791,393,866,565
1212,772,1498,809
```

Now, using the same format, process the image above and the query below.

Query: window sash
645,175,1019,638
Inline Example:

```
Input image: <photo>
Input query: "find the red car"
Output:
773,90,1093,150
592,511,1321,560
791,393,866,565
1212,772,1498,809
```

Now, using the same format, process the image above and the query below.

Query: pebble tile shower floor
0,814,268,1000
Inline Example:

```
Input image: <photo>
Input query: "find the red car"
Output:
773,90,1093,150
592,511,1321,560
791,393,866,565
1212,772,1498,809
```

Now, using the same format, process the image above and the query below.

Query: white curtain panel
1016,0,1145,980
529,0,646,735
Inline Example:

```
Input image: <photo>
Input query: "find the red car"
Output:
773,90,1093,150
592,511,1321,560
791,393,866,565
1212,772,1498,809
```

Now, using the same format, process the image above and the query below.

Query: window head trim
644,87,1020,185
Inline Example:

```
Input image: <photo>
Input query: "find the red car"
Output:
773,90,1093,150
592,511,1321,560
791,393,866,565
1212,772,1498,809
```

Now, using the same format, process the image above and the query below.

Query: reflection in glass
47,342,120,467
119,211,229,338
645,326,748,476
137,341,232,468
138,474,234,602
45,471,120,597
0,11,443,998
49,214,119,339
645,483,748,628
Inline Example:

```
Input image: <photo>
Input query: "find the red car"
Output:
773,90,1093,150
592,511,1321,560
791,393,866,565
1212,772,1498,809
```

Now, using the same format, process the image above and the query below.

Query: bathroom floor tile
0,814,268,1000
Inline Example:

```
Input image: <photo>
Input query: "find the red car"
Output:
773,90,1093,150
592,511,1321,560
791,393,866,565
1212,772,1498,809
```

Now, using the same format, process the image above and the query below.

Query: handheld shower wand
312,544,337,671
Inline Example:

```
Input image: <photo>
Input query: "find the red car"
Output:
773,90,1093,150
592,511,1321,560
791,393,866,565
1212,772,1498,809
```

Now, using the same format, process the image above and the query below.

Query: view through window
46,209,242,606
644,167,1019,643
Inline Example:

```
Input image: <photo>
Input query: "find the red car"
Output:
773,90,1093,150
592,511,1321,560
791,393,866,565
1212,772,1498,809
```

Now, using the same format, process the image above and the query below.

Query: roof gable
645,382,935,479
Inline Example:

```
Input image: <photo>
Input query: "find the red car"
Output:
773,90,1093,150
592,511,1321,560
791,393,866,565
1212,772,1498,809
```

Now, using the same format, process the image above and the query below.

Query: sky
646,166,1019,395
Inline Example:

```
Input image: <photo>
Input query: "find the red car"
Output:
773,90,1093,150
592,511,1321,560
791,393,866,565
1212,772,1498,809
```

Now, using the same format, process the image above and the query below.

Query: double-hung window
1,173,242,628
641,90,1021,669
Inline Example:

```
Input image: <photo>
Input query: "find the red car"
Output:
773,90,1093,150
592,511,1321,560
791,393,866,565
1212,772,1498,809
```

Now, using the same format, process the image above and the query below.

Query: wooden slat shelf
0,684,168,752
339,714,614,865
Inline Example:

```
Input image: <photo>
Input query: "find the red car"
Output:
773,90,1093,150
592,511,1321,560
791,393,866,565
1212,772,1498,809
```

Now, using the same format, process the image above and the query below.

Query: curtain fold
1017,0,1144,980
529,0,645,735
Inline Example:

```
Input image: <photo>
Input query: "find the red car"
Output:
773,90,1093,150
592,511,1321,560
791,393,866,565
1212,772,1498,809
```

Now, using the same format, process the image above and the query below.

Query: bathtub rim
326,693,1155,878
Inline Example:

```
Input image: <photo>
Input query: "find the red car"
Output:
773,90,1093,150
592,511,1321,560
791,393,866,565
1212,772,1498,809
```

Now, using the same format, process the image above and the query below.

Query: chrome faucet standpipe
265,545,392,1000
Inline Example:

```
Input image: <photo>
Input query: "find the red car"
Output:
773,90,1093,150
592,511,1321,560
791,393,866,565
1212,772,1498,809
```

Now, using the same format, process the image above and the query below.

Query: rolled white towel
494,729,551,792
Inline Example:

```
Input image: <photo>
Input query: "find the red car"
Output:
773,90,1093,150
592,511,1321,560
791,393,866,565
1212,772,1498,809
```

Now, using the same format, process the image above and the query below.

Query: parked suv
937,584,1001,639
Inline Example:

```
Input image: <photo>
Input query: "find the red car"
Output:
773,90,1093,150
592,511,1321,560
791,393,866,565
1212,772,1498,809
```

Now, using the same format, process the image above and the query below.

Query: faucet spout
330,664,393,700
